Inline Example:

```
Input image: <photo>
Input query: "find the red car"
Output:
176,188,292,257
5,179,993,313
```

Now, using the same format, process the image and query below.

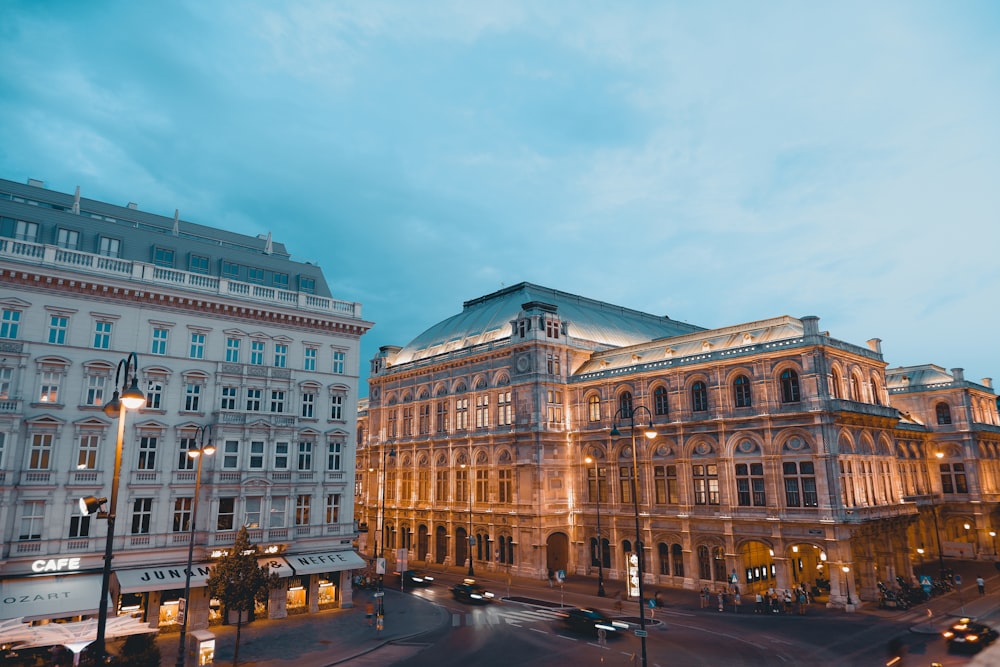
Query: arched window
658,543,670,575
697,545,711,580
869,376,882,406
618,392,633,419
780,370,801,403
936,402,952,425
671,543,684,577
712,546,727,581
653,386,669,416
831,367,844,399
588,395,601,422
691,381,708,412
733,375,752,408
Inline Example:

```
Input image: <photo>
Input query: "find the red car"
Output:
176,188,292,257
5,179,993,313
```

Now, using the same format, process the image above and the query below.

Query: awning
285,550,366,576
117,563,214,594
0,574,106,621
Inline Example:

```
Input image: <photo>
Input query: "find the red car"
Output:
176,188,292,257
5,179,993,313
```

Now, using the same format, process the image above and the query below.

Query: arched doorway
786,543,826,593
435,525,447,564
456,527,469,568
737,540,775,595
418,525,429,561
546,532,569,575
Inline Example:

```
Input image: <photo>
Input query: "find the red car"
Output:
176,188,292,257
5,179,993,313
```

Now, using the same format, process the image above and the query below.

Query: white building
0,177,371,636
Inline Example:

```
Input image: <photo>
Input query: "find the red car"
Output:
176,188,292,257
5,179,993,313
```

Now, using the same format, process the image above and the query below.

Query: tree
118,632,161,667
205,527,281,666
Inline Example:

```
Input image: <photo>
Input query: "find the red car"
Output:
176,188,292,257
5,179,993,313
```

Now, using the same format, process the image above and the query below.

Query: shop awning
116,563,214,594
285,550,366,576
0,574,106,621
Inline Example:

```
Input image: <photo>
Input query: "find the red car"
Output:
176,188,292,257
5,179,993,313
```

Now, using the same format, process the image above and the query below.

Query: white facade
0,177,371,632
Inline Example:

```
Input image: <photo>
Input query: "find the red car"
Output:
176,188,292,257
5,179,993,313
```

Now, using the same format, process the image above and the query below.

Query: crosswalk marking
451,606,565,627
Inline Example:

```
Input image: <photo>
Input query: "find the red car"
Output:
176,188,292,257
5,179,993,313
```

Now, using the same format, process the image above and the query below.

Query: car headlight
484,592,495,598
943,632,954,639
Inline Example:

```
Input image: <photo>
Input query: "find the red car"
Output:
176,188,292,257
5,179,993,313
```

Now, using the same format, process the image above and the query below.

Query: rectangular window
251,340,265,365
173,497,193,532
48,315,68,345
475,394,489,429
498,468,513,504
274,442,289,469
85,374,106,406
184,383,201,412
93,321,112,349
248,267,264,284
436,401,449,433
330,394,344,420
274,344,287,368
217,497,236,531
15,220,38,242
246,388,262,411
249,440,265,469
130,498,152,534
151,327,168,355
402,406,413,436
455,398,469,430
546,353,560,375
1,309,21,339
39,371,60,403
475,469,488,504
327,441,342,471
274,272,289,289
222,440,239,469
226,337,241,362
221,385,238,410
300,276,316,293
455,469,468,503
222,261,239,279
270,390,285,413
77,434,99,470
692,464,720,505
497,391,512,426
619,465,635,504
29,434,53,470
436,470,448,502
137,436,157,470
418,470,430,501
270,496,287,528
295,495,311,526
99,236,121,258
325,494,341,523
332,350,345,374
735,463,766,507
0,367,13,401
784,461,818,507
20,500,44,540
545,318,560,338
178,437,196,470
57,228,80,249
297,441,313,470
189,254,209,274
189,332,205,359
245,497,262,529
301,392,315,419
146,380,164,410
153,247,174,267
304,347,317,371
418,404,430,434
68,510,91,539
546,390,563,424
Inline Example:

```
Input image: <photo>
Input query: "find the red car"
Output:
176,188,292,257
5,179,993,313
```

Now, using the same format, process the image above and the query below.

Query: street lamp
175,425,215,667
584,451,606,597
610,404,657,667
990,531,997,556
460,457,474,577
376,442,395,621
842,565,852,605
84,353,145,663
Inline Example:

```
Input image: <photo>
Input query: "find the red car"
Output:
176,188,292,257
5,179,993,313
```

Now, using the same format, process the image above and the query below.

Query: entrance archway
738,540,775,595
435,525,447,563
457,527,469,568
546,532,569,575
418,525,429,561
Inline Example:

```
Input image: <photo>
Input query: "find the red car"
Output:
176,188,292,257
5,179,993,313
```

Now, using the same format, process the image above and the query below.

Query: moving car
451,579,495,604
556,607,630,637
944,617,999,653
396,569,434,588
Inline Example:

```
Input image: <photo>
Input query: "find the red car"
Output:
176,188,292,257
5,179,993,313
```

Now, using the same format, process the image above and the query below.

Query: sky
2,1,999,390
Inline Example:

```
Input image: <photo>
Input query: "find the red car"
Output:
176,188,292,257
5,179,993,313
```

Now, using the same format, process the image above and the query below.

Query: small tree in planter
205,527,281,666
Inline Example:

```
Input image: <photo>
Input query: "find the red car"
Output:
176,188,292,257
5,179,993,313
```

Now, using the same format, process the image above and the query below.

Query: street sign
374,591,384,597
635,629,648,637
954,574,963,586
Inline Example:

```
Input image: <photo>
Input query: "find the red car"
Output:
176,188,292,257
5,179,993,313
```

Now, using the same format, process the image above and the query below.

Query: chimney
127,202,138,210
866,338,882,354
27,178,44,188
72,186,80,215
801,316,820,336
983,378,993,389
952,368,965,382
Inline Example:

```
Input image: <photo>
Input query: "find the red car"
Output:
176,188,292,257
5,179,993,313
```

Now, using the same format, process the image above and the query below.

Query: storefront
283,550,365,612
1,572,108,622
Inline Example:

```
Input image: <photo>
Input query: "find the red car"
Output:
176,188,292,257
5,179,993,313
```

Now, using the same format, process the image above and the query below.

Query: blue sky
2,1,999,388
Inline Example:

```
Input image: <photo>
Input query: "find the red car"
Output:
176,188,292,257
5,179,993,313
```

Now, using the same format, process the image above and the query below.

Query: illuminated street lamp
610,404,657,667
460,457,474,577
990,530,997,556
84,353,145,663
584,450,606,597
176,425,215,667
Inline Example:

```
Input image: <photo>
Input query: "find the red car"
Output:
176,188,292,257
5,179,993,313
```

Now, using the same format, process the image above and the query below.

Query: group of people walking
700,584,809,615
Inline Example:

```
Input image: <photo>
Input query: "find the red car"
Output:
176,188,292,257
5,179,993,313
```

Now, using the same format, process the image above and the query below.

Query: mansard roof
393,282,704,365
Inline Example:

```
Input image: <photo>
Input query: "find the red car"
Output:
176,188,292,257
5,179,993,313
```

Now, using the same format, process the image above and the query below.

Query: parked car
556,607,630,637
451,579,495,604
944,617,999,653
396,569,434,588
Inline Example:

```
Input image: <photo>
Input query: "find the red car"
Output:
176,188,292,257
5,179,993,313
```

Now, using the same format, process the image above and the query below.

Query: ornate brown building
358,282,999,608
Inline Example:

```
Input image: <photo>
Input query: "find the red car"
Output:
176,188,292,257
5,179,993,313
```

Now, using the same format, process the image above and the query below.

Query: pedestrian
798,590,807,615
754,592,764,614
718,591,724,612
700,586,710,608
547,567,554,587
365,602,374,627
783,590,792,614
734,592,741,613
614,590,624,613
977,575,986,596
655,591,664,608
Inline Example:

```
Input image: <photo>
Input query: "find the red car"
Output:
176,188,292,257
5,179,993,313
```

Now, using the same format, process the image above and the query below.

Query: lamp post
87,353,145,663
584,451,606,597
990,531,997,557
175,425,215,667
376,443,395,619
841,565,852,606
610,404,657,667
460,457,475,577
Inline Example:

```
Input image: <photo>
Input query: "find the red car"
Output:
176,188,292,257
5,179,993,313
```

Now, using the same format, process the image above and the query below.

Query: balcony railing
0,237,363,318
